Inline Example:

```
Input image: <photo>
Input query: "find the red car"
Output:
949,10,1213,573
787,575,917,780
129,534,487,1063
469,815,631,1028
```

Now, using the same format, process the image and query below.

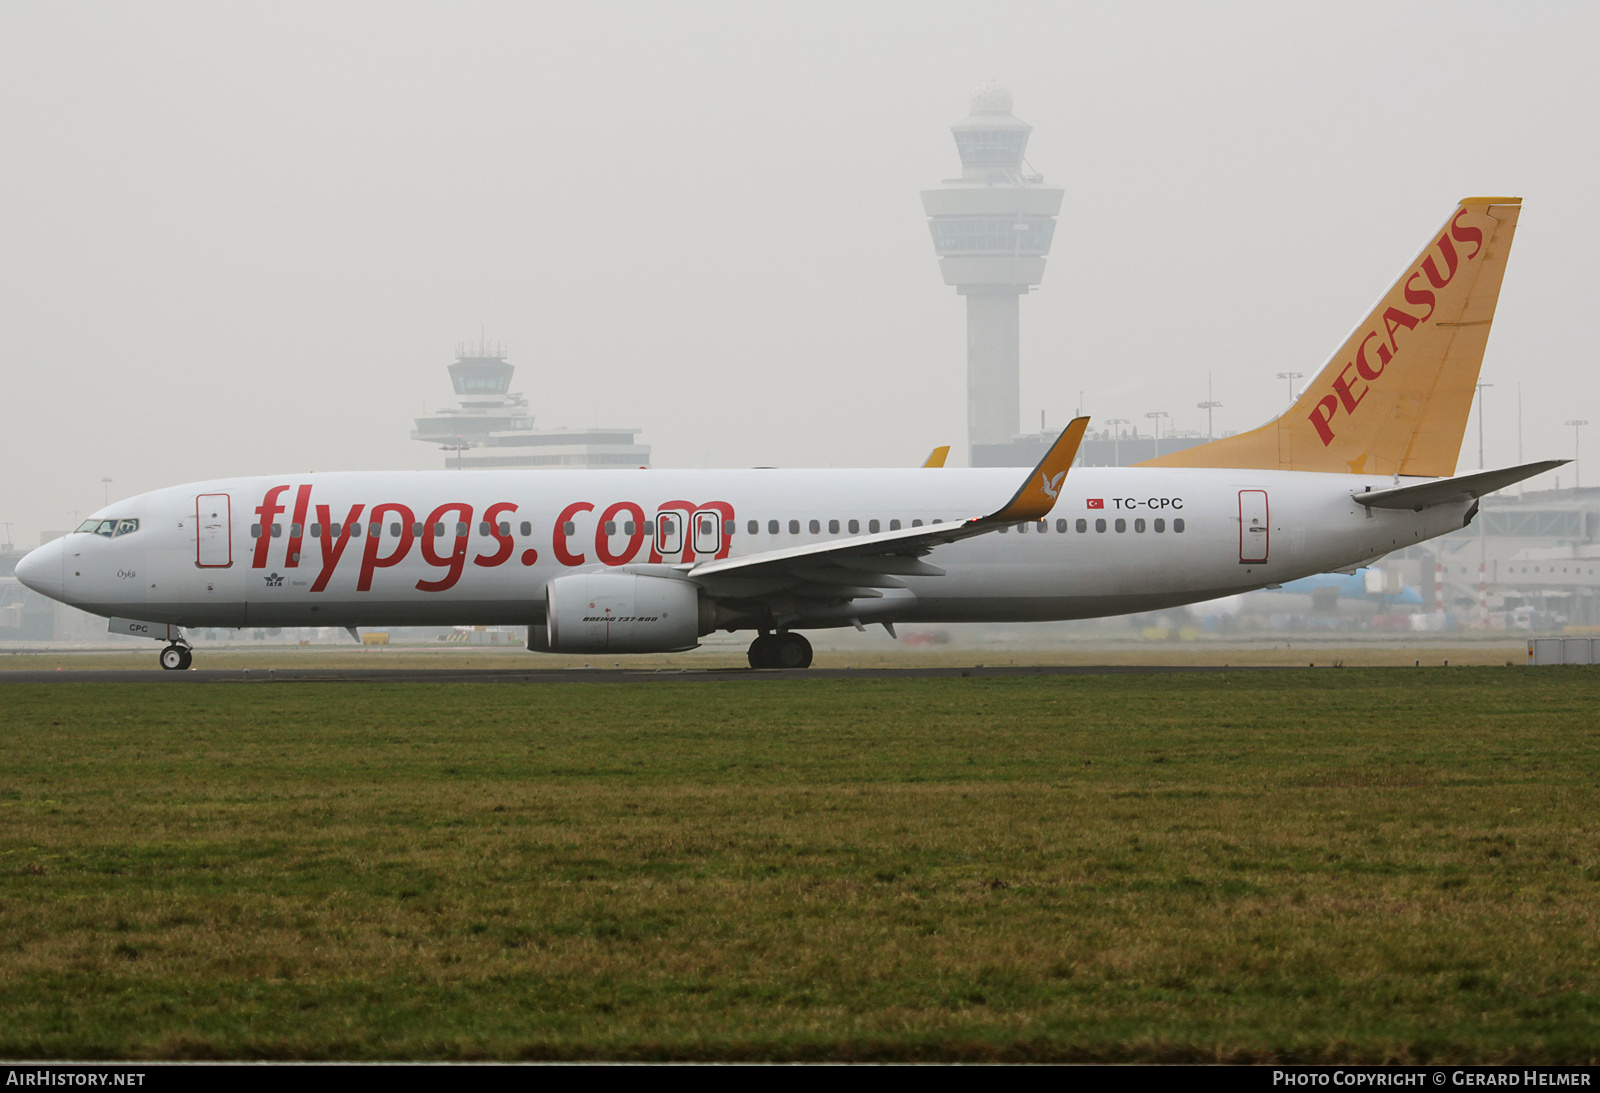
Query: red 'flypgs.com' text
250,486,734,593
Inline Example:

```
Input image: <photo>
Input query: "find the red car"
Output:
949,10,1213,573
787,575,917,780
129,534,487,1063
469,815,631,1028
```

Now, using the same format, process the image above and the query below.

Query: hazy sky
3,0,1596,544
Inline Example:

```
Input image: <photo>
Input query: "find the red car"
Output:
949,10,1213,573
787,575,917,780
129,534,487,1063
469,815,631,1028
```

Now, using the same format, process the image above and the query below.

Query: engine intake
536,572,710,654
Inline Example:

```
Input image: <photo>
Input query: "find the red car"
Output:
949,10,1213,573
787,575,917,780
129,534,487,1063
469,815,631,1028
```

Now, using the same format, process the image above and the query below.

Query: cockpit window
77,518,139,537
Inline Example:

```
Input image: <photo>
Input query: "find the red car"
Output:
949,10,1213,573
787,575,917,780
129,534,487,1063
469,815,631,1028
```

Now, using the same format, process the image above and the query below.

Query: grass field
2,668,1599,1062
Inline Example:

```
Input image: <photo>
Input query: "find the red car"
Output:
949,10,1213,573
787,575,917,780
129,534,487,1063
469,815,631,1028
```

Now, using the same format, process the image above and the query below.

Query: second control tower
921,81,1063,464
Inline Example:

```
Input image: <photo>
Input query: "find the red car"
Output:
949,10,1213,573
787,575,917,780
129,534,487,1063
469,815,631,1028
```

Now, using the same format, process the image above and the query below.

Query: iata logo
264,572,284,587
1306,209,1484,447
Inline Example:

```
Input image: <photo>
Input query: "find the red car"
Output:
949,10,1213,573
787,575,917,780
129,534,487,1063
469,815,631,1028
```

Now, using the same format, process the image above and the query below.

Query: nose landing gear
159,643,193,671
746,631,812,670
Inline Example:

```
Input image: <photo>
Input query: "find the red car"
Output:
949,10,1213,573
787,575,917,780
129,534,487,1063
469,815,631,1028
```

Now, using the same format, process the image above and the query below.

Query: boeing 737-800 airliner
14,198,1560,669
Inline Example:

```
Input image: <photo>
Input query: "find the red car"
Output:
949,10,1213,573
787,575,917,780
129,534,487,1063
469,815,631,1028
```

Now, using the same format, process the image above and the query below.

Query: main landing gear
159,643,193,671
747,631,813,670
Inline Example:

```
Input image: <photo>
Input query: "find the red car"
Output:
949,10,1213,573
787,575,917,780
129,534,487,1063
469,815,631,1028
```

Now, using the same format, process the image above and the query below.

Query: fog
3,0,1596,545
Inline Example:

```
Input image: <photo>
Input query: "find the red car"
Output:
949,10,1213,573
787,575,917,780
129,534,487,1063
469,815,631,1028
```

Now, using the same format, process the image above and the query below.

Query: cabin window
809,520,820,534
625,522,637,536
1036,520,1047,532
271,524,282,538
368,524,380,538
1115,519,1126,533
912,519,923,527
389,523,402,537
828,519,840,534
604,521,616,535
747,520,759,535
1056,519,1068,533
330,523,342,537
789,520,801,534
478,522,490,535
310,524,321,538
890,519,901,531
768,520,780,534
1174,518,1186,533
349,523,362,537
869,519,880,533
456,522,468,536
409,523,421,536
724,519,736,536
563,522,575,536
1095,519,1106,533
998,525,1008,534
520,522,532,536
848,519,859,534
499,522,510,535
1016,522,1026,534
644,520,654,535
1154,518,1165,533
250,524,261,538
1134,519,1145,533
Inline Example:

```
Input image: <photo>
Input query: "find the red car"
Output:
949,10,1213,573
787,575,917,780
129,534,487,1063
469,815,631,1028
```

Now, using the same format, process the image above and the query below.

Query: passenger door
196,494,232,567
1239,490,1269,564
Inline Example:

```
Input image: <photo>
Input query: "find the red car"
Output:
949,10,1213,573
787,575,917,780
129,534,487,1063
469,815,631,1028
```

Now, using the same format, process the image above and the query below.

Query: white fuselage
18,467,1469,632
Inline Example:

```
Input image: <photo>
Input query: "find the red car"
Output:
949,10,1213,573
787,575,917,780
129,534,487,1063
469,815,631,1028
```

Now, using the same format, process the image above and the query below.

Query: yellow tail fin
1140,198,1521,477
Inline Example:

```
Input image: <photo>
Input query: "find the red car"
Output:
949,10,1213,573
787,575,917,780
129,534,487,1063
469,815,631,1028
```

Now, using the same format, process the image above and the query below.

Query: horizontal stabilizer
1354,460,1566,510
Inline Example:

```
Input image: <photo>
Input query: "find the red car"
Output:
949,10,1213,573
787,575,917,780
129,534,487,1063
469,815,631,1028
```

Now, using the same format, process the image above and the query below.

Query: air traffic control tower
921,81,1063,466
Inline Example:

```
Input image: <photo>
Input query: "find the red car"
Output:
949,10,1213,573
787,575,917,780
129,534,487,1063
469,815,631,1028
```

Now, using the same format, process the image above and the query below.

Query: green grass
1,669,1598,1061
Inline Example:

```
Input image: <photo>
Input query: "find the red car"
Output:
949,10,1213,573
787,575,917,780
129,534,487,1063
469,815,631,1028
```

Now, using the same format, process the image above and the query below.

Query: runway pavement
0,663,1281,684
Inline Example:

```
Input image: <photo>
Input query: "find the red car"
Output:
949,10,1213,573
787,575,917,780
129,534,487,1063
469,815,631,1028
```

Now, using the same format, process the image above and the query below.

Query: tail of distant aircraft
1140,197,1522,478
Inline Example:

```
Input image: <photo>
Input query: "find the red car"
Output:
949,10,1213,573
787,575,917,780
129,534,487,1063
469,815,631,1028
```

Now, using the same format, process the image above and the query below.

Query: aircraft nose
13,539,63,600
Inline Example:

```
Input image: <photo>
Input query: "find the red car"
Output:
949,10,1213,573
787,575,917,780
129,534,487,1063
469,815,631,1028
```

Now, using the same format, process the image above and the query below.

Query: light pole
1197,373,1222,439
1276,371,1304,406
1566,420,1589,488
1145,411,1169,443
1475,384,1493,470
1105,418,1129,466
101,477,112,507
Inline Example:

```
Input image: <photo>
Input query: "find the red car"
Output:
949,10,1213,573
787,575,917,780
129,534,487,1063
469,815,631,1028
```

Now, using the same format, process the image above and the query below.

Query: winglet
921,445,951,468
985,417,1089,523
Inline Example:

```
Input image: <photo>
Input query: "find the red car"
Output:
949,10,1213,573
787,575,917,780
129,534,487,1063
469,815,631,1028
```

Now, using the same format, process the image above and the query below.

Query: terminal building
412,344,649,470
1393,485,1600,627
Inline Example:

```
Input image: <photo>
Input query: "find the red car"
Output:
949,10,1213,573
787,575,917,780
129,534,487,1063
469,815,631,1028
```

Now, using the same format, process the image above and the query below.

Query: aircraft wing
686,418,1088,600
1353,460,1566,511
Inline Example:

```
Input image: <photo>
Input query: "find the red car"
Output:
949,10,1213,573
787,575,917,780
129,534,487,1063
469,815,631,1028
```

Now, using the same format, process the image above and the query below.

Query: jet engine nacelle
536,572,710,654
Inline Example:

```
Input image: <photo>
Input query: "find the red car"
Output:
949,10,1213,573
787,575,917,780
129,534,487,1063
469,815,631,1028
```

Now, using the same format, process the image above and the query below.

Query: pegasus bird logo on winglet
1040,470,1066,500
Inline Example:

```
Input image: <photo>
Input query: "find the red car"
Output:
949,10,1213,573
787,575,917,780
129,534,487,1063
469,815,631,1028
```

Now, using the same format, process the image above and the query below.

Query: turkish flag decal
1086,498,1104,509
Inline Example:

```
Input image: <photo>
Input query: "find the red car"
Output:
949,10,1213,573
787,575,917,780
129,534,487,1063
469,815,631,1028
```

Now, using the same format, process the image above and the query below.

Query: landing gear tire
747,634,778,669
747,632,813,669
772,632,813,670
160,645,191,671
